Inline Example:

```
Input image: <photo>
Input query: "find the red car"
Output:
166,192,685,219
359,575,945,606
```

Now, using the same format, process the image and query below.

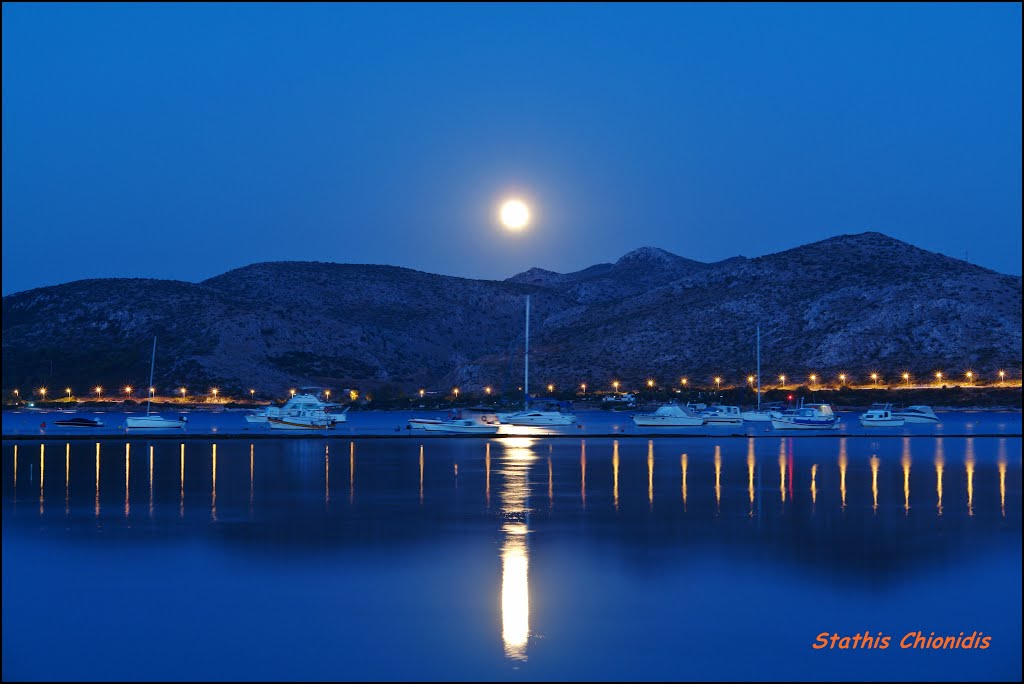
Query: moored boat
247,393,348,425
126,414,188,429
700,405,743,425
894,405,940,424
771,402,839,430
741,402,785,423
268,408,332,430
859,403,905,427
632,404,705,427
54,417,105,428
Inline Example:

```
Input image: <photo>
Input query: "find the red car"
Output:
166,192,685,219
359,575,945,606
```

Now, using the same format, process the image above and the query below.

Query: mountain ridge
3,232,1020,394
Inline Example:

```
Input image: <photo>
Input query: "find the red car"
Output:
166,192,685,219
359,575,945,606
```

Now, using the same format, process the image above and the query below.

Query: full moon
499,199,531,230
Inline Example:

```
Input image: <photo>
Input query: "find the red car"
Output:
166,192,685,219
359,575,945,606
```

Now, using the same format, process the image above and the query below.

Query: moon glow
500,199,531,230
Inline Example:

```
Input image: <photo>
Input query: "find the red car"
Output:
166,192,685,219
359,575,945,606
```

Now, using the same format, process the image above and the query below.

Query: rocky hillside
2,233,1020,395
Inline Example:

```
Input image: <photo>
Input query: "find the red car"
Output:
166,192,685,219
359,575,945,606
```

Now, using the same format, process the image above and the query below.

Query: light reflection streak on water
999,438,1007,517
249,443,254,514
649,440,655,508
714,445,721,514
965,438,975,516
419,444,424,504
580,441,586,508
778,440,786,504
839,439,848,510
499,438,534,661
811,464,818,507
211,444,217,521
747,439,755,515
349,442,355,504
935,439,944,516
13,444,17,489
325,444,330,507
66,443,70,516
613,441,620,511
681,453,688,511
39,444,45,515
179,443,184,518
95,443,101,518
149,446,154,518
485,443,490,507
124,443,130,519
870,455,879,513
547,457,552,508
902,438,911,514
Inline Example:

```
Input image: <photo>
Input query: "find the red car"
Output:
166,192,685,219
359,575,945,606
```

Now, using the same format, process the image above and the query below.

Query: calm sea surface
2,433,1021,681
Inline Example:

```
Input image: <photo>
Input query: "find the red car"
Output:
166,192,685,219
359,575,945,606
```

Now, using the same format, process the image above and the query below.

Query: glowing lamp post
149,386,155,398
580,383,587,394
547,384,554,393
838,374,846,388
965,371,974,385
646,379,655,389
124,386,133,398
95,386,103,400
180,387,187,399
212,388,219,400
324,390,330,400
809,374,818,387
870,373,879,387
485,386,492,395
935,371,943,385
66,387,73,399
902,372,910,387
38,387,47,400
290,389,297,397
778,374,786,389
612,380,620,393
714,377,722,390
998,370,1006,386
453,387,460,399
419,389,425,398
680,378,688,388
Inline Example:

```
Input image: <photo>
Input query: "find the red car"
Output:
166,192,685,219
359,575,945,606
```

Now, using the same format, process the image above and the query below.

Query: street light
453,387,460,398
250,389,256,398
212,388,219,399
809,374,817,386
38,387,47,399
902,372,910,387
935,371,943,384
485,386,492,395
714,377,722,389
612,380,620,392
838,374,846,387
180,387,187,398
747,375,755,386
419,389,425,398
998,370,1006,385
324,390,330,400
870,373,879,386
778,374,786,388
580,383,587,393
965,370,974,384
290,389,297,397
149,386,155,398
66,387,72,399
124,386,133,398
646,379,655,389
95,386,103,399
547,384,554,393
680,378,688,387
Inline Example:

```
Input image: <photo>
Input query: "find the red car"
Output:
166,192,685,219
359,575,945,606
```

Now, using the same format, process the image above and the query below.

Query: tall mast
146,336,157,416
524,296,530,410
756,325,761,411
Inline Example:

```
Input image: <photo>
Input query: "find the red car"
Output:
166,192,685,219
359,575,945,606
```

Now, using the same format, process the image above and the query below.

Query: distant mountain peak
616,246,690,266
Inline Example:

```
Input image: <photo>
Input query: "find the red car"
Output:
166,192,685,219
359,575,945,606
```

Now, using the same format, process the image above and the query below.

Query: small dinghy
54,417,104,428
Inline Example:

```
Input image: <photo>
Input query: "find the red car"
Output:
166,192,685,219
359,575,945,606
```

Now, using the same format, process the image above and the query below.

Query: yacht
125,337,188,430
407,417,444,429
268,408,333,430
859,403,905,427
632,404,705,427
422,409,501,434
700,405,743,425
771,402,839,430
247,393,348,425
54,417,105,428
894,405,940,424
741,401,785,423
499,401,577,426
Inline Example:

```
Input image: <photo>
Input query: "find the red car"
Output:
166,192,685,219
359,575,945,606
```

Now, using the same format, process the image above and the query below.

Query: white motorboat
894,405,940,424
700,405,743,425
125,337,187,430
741,402,785,423
422,419,500,434
771,402,839,430
632,404,705,427
247,393,348,425
859,403,905,427
268,408,333,430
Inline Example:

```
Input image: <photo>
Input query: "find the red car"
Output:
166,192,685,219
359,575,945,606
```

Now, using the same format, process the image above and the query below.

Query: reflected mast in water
649,440,655,509
419,444,424,504
149,446,154,518
500,438,534,661
935,439,944,516
747,440,755,515
66,443,70,516
580,440,586,508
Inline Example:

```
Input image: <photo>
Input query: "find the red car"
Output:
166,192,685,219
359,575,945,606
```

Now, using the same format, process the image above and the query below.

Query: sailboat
741,325,783,423
497,296,578,426
125,337,188,429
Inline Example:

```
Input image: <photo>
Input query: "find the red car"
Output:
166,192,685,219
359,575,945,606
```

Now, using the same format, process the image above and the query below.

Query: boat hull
771,418,838,430
704,417,744,425
54,419,104,428
740,411,779,423
859,418,906,427
126,416,186,429
895,414,939,424
422,423,499,434
632,416,704,427
267,418,331,430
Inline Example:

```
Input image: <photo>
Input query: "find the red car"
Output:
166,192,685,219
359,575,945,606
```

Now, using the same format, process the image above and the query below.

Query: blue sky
2,2,1021,294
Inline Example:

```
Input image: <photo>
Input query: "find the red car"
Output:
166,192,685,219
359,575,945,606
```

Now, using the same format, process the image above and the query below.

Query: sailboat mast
146,336,156,416
756,325,761,411
524,296,530,410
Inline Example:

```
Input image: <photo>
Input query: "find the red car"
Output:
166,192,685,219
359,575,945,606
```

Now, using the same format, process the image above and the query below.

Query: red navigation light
788,395,794,401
